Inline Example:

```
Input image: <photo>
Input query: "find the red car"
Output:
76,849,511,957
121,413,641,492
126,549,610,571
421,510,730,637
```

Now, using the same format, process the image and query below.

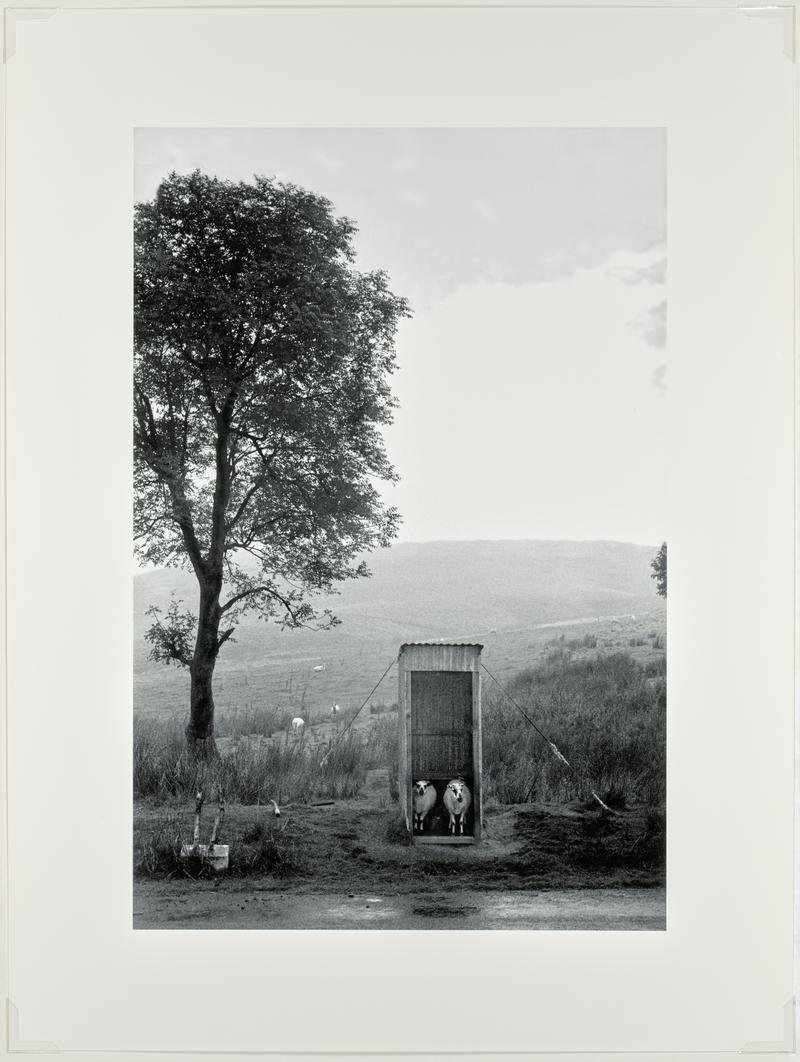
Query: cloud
607,245,667,361
609,257,666,286
634,300,667,349
136,128,666,306
385,257,667,543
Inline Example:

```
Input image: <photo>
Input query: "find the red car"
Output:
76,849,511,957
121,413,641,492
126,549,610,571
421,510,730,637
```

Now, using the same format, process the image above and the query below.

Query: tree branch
219,585,270,614
217,627,236,649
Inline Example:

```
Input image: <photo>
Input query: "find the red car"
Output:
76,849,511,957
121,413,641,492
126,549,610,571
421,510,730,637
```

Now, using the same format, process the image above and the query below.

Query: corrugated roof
399,641,484,649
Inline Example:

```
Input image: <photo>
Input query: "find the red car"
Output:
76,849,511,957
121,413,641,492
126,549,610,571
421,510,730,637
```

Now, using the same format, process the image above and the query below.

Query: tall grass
483,650,665,806
369,701,396,716
214,704,293,740
133,812,184,877
364,716,397,769
134,714,369,803
135,649,665,810
133,715,190,797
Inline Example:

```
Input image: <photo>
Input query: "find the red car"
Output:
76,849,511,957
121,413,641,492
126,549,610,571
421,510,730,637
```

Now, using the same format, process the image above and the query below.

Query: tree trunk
186,578,222,762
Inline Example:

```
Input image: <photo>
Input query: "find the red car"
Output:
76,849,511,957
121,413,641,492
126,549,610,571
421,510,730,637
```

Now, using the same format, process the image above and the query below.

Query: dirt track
133,885,665,930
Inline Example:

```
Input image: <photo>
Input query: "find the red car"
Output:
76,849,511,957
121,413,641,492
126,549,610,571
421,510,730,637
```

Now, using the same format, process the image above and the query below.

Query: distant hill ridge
134,540,664,716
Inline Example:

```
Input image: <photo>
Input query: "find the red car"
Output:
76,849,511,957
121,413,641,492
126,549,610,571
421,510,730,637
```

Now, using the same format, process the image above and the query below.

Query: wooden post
397,651,410,830
192,791,204,851
473,668,482,842
208,802,225,853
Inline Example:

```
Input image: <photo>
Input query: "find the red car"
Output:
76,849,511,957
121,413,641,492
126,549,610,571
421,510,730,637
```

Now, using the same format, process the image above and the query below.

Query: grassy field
133,628,666,927
134,540,665,718
134,632,665,808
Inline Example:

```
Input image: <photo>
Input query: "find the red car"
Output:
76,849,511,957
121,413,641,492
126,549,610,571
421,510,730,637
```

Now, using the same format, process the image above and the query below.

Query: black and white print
133,128,666,929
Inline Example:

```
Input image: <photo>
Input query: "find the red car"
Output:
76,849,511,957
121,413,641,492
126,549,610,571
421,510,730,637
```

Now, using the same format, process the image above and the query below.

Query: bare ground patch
134,769,664,901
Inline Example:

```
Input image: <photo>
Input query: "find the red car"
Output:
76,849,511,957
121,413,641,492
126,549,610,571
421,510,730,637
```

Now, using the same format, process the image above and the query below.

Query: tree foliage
144,599,196,667
651,541,667,597
134,171,410,750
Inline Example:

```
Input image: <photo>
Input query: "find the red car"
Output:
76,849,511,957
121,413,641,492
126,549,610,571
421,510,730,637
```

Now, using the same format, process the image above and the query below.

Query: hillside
134,539,665,717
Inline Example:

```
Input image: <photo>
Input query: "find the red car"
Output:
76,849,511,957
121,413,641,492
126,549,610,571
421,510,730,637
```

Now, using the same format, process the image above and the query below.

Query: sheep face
443,779,473,835
412,780,436,831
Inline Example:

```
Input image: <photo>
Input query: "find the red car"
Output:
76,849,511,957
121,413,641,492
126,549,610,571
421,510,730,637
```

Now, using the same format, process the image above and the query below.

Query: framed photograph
2,0,796,1057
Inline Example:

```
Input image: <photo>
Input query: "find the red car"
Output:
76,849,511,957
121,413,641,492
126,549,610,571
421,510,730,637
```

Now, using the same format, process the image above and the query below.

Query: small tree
134,171,409,759
651,541,667,597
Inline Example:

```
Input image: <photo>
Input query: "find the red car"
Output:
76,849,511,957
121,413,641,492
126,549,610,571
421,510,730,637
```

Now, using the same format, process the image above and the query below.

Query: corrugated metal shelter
398,642,483,845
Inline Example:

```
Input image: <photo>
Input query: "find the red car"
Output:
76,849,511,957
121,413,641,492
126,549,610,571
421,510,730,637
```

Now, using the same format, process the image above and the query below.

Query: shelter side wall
473,669,482,839
398,657,410,826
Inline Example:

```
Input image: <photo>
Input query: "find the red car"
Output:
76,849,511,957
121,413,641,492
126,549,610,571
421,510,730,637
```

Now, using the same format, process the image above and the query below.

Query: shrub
231,819,307,877
567,633,598,650
133,813,308,880
644,655,666,679
133,813,184,878
481,651,665,807
369,701,395,716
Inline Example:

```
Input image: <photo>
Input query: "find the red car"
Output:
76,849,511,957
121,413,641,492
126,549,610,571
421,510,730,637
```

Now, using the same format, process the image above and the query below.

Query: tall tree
134,172,409,759
651,541,667,597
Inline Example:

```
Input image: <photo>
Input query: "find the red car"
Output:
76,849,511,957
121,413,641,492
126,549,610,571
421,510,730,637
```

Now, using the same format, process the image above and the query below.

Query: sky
135,128,666,546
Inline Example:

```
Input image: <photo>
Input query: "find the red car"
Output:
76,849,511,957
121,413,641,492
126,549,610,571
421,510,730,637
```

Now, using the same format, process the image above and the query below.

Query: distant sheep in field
291,717,305,731
331,703,341,714
443,779,472,835
313,664,326,673
412,780,436,831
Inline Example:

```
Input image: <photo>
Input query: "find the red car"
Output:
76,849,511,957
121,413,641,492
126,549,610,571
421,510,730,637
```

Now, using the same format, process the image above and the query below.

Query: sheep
291,717,305,731
412,780,437,831
443,779,472,835
331,703,341,715
313,664,326,673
